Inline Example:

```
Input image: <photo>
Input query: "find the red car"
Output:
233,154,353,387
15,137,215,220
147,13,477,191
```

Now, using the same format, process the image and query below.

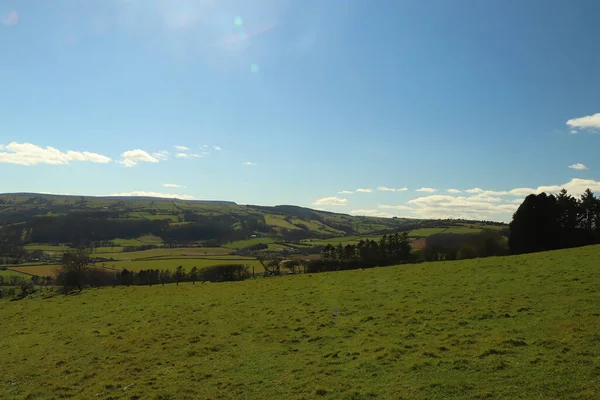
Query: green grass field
222,237,276,249
0,268,28,279
97,247,232,261
1,245,599,399
24,244,72,252
8,265,61,277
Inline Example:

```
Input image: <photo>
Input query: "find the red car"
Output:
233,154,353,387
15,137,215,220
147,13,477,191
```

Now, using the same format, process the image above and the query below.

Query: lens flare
234,16,243,27
250,64,260,73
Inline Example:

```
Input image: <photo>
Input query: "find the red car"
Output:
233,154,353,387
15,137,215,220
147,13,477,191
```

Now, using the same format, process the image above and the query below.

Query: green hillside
1,245,599,399
0,193,504,247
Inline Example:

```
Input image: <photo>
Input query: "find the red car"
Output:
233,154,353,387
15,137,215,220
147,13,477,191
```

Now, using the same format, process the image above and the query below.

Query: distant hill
0,193,506,247
1,193,236,205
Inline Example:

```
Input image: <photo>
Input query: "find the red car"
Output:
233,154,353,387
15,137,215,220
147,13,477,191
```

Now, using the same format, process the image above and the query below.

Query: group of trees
309,233,412,272
509,189,600,254
421,229,508,261
321,233,412,264
54,251,254,291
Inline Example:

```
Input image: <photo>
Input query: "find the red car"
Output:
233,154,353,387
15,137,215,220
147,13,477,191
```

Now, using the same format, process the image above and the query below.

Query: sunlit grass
1,245,599,399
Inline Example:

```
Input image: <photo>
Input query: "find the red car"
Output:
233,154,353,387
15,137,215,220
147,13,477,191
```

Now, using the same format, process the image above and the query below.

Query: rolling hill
1,244,598,399
0,193,505,248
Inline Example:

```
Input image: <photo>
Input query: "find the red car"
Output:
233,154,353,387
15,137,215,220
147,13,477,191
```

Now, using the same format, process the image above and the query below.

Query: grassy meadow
1,245,599,399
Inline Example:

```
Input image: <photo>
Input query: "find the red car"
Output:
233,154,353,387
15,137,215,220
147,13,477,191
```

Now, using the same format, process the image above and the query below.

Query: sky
1,0,599,222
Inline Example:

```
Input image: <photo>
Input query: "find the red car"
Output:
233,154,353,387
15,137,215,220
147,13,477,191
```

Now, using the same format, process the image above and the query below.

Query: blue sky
1,0,599,222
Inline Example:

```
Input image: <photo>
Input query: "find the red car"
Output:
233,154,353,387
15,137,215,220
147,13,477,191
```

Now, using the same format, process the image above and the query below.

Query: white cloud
378,204,414,211
213,146,221,151
509,187,536,197
120,149,159,167
467,194,502,203
356,188,373,193
162,183,186,188
312,197,348,206
350,209,398,218
108,191,194,200
509,178,600,197
174,145,189,151
0,142,111,166
447,189,462,194
569,130,578,135
466,188,509,196
152,151,170,160
243,161,257,166
175,153,190,158
568,163,588,171
338,190,354,194
567,112,600,133
416,187,437,193
190,154,202,158
407,195,518,221
377,186,408,192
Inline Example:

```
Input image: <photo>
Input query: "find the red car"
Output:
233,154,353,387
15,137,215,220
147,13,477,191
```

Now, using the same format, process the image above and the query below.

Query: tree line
56,251,254,291
509,189,600,254
309,233,413,272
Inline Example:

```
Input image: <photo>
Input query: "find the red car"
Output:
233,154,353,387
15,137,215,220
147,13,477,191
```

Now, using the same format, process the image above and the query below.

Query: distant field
103,258,264,273
1,245,598,399
112,235,164,247
8,265,60,277
265,214,301,230
222,237,276,249
408,227,448,237
24,244,72,252
0,269,29,279
301,235,381,246
9,256,261,277
98,247,232,260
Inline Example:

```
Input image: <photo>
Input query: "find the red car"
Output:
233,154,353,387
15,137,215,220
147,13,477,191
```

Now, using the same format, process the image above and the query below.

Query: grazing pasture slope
1,245,599,399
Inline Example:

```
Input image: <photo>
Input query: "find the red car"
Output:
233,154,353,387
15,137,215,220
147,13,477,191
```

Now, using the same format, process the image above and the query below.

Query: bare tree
259,255,282,277
58,250,90,291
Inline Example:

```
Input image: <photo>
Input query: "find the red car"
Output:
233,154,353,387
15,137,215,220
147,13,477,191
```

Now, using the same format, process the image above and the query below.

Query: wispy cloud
213,146,221,151
1,11,18,26
377,186,408,192
120,149,159,167
0,142,111,166
416,187,437,193
356,188,373,193
242,161,257,166
108,191,194,200
567,112,600,133
152,151,170,160
313,197,348,206
407,194,517,220
447,189,461,193
568,163,588,171
174,145,189,151
465,188,509,196
338,190,354,194
378,204,414,211
162,183,186,188
175,153,190,158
